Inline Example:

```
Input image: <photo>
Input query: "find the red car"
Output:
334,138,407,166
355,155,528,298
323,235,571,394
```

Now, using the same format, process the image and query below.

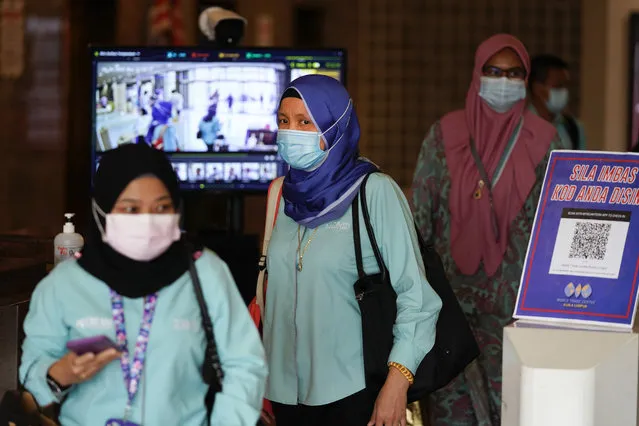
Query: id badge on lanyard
105,420,140,426
105,290,158,426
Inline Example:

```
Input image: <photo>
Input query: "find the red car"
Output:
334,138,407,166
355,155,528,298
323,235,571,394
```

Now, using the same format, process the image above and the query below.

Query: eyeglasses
481,65,526,80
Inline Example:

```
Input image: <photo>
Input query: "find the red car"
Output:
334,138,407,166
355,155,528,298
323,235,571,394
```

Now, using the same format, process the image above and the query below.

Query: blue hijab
281,75,377,228
203,103,218,122
146,101,173,144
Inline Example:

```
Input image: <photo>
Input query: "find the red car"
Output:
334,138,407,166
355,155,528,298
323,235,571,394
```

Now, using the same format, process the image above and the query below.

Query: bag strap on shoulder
186,247,223,423
352,173,389,281
256,177,284,316
468,138,500,242
187,248,223,390
351,189,365,279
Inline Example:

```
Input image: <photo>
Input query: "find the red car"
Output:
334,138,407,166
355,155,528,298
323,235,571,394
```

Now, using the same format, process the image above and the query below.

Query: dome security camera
199,7,247,47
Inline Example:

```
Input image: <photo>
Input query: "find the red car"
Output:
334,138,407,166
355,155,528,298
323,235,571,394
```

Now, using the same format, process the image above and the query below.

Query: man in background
528,54,586,150
197,104,222,152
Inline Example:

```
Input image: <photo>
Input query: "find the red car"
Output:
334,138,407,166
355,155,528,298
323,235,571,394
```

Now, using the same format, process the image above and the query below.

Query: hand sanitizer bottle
54,213,84,266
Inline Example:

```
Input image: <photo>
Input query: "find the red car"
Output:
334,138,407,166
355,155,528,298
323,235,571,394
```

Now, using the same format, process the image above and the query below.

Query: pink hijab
440,34,556,277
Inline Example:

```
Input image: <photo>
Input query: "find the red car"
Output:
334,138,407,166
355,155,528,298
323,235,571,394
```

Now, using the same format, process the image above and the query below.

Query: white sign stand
502,321,639,426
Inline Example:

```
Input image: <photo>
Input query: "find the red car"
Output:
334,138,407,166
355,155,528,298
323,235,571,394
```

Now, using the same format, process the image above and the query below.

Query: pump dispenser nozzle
63,213,76,233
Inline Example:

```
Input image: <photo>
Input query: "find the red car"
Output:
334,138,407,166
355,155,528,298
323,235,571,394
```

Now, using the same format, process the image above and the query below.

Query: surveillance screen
94,62,286,153
91,47,346,191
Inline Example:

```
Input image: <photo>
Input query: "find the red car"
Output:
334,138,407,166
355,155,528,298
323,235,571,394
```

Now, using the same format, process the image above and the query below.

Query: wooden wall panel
356,0,582,187
0,0,69,233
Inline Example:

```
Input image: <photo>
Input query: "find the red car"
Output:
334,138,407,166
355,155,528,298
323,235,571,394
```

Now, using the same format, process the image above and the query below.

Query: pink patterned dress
411,121,561,425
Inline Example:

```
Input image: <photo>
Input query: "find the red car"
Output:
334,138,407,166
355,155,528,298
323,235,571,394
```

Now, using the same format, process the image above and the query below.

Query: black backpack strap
358,173,389,281
563,114,580,150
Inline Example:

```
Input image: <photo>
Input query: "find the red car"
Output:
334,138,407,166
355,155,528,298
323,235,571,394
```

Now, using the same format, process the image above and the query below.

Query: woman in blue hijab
263,75,442,426
146,101,179,151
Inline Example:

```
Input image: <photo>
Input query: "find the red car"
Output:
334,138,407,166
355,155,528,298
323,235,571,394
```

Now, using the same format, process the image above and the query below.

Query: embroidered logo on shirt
76,316,113,329
327,222,351,232
173,318,200,331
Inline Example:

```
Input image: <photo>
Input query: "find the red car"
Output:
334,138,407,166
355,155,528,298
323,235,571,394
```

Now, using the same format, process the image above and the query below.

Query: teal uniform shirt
264,173,442,406
20,249,267,426
528,104,586,150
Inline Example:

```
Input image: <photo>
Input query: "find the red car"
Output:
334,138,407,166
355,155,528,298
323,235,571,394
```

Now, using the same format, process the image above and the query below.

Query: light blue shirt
152,124,178,151
264,173,442,406
199,118,221,146
20,249,267,426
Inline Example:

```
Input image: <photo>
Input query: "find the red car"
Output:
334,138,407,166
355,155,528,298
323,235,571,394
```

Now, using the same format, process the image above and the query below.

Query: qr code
568,221,611,260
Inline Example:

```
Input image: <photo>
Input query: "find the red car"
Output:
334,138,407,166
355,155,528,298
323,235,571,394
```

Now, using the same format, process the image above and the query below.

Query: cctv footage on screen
91,49,344,190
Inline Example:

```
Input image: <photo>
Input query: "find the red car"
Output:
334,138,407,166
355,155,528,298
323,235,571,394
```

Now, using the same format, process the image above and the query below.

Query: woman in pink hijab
411,34,560,425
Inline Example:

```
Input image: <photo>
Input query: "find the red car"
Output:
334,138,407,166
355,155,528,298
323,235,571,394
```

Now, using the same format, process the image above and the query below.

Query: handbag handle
356,174,438,276
351,188,365,279
353,173,389,281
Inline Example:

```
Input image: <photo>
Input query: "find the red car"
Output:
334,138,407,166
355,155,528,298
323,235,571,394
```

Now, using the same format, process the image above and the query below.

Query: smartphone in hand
66,335,118,356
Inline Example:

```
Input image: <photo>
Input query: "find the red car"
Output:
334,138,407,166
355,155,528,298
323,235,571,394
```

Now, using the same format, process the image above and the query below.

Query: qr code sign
568,221,612,260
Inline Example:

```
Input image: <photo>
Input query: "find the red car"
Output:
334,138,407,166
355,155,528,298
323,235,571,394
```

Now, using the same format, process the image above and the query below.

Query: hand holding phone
66,335,118,356
47,336,121,387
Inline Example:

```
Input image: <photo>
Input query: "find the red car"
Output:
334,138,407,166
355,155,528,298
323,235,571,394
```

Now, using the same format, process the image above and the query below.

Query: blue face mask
479,76,526,113
546,88,569,115
276,129,328,171
277,99,352,171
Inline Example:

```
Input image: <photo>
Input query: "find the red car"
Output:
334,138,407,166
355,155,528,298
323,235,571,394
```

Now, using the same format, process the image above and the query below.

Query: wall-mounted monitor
90,46,347,191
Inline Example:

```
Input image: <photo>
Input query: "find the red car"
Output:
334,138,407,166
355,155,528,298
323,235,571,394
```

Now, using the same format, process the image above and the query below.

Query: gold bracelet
388,361,414,385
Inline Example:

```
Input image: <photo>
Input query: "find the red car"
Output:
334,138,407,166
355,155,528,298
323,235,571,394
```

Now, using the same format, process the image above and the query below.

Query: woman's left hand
260,409,276,425
368,367,410,426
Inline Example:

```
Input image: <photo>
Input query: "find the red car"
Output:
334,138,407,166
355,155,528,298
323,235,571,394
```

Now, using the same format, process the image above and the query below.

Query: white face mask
93,201,181,261
546,88,569,115
479,77,527,113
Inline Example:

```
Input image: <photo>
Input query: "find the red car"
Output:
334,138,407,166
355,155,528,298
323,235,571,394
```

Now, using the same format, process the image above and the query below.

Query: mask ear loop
92,200,108,237
177,199,186,237
317,99,353,154
325,114,352,154
304,104,354,172
320,99,353,138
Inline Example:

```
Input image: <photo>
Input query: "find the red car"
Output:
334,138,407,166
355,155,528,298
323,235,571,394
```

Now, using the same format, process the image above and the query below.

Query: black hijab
78,143,195,298
280,87,301,101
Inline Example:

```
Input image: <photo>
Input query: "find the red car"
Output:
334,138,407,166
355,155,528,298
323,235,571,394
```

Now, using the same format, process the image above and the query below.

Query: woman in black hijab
79,142,192,298
20,143,267,426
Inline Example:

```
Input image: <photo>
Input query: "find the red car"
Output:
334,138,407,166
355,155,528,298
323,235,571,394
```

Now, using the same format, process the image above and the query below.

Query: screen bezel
88,45,348,194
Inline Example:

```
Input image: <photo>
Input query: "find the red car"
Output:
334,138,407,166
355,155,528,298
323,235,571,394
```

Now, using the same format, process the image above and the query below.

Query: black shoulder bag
351,174,480,402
